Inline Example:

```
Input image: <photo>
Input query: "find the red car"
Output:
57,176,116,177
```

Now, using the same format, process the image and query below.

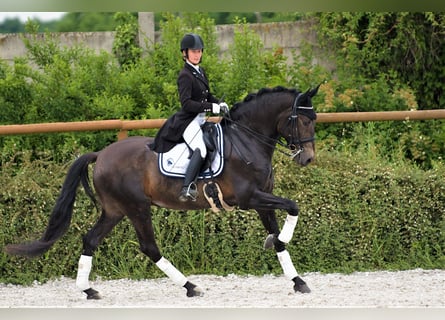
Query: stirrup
179,183,198,202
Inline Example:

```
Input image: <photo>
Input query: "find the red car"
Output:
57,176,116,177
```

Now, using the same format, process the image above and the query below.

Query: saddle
156,122,233,212
157,122,224,179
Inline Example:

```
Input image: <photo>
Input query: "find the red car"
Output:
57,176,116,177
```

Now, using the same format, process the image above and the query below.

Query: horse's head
278,85,319,166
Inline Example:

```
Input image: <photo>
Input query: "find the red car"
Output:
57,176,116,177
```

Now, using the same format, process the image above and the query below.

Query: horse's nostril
300,156,314,166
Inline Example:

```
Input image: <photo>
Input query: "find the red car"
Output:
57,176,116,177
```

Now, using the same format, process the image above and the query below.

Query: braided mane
232,86,297,110
228,86,299,121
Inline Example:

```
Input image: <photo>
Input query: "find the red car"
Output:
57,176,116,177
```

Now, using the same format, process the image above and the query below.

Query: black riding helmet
180,33,204,64
180,33,204,52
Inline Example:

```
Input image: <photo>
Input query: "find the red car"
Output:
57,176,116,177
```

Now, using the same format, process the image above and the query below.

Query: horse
4,85,320,299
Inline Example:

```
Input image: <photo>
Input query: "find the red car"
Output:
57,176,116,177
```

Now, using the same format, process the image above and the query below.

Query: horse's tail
4,152,98,258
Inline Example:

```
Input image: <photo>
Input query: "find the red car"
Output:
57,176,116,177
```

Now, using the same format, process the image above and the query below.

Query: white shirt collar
186,61,201,74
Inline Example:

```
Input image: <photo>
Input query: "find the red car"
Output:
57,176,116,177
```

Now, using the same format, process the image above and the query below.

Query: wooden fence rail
0,110,444,140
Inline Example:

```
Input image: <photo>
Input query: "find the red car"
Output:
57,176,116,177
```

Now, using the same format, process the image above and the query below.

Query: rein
223,93,316,159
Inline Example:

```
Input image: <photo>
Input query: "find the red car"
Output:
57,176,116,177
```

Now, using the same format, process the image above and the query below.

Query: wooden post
117,130,128,141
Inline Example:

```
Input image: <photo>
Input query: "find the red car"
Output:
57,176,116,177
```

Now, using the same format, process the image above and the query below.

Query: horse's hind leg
76,211,123,299
127,207,204,297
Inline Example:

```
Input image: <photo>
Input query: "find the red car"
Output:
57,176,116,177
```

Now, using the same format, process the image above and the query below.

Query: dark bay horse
5,85,319,299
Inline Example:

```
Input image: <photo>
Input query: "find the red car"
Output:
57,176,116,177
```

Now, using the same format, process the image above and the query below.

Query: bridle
283,93,317,159
222,92,316,160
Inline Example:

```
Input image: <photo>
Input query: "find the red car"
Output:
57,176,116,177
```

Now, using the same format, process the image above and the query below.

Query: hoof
293,276,311,294
84,288,102,300
263,234,275,250
184,282,204,297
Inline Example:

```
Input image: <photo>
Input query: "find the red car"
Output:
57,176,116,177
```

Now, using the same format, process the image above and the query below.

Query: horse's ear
309,83,321,97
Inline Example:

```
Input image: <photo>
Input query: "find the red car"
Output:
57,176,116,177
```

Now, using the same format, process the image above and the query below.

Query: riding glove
219,102,229,114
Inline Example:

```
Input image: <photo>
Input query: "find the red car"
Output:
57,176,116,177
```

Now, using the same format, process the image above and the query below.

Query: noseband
284,93,317,159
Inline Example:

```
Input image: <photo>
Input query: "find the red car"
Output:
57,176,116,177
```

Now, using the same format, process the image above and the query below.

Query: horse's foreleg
273,225,311,294
264,235,310,294
274,216,311,293
250,191,300,246
251,191,310,294
275,243,311,293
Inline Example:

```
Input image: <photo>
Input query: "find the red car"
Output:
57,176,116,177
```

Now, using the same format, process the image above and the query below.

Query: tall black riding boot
179,149,204,202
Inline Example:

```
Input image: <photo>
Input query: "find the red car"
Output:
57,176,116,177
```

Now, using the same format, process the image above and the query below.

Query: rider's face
187,49,202,65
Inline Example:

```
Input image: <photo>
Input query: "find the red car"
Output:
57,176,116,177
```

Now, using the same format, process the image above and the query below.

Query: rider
150,33,229,202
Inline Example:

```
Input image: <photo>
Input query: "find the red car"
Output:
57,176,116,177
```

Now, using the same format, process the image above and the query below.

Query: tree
0,18,25,33
56,12,118,32
315,12,445,109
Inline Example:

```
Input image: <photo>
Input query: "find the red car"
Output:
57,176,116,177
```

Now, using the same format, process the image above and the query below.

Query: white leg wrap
76,255,92,291
156,257,188,287
277,250,299,280
278,214,298,244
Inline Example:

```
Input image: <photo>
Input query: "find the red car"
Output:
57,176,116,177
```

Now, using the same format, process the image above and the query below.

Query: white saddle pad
158,123,224,179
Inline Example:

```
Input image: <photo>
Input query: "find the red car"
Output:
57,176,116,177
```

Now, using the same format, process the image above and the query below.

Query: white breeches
183,113,207,158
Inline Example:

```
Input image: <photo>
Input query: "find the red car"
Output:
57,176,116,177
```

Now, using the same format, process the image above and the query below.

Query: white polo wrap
277,250,298,280
156,257,188,287
278,214,298,244
76,254,92,291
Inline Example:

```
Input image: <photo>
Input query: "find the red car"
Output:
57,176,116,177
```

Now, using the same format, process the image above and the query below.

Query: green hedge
1,147,443,285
